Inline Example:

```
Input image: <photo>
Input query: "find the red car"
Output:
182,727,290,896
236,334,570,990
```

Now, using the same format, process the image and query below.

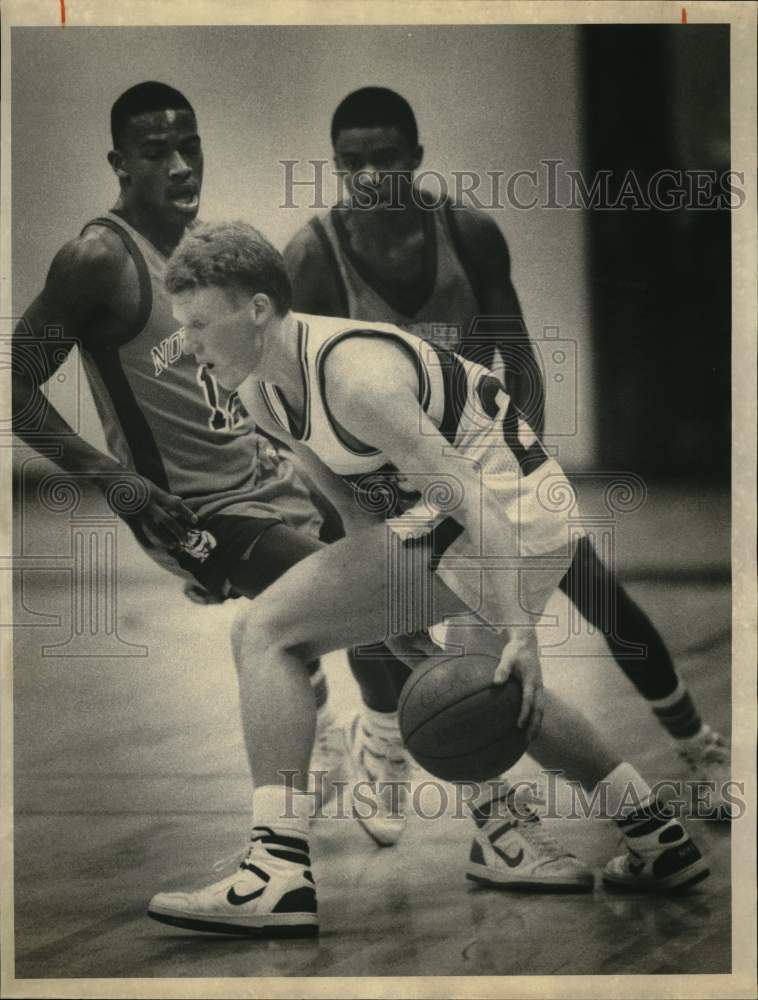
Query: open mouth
169,190,199,212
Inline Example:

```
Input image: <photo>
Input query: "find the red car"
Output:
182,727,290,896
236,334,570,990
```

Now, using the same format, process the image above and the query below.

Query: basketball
398,653,529,781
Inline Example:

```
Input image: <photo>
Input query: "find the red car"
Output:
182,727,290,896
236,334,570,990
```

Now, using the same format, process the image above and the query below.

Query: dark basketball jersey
312,205,481,353
78,212,315,527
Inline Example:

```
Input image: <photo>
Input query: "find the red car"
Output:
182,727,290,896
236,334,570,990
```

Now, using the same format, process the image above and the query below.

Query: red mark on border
60,0,66,25
681,7,687,23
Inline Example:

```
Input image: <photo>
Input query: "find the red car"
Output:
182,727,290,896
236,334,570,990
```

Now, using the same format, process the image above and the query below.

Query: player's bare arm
457,207,546,437
323,336,544,736
324,338,484,514
13,230,196,549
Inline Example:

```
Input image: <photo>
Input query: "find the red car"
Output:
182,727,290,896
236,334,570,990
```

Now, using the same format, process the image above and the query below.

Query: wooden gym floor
9,477,732,980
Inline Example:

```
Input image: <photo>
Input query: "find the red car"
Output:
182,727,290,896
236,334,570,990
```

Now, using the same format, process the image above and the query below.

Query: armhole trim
442,201,486,313
82,216,153,346
309,217,350,315
315,329,431,457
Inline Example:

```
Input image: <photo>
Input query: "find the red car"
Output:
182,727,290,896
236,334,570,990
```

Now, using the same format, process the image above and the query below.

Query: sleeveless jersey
241,314,577,626
246,314,554,527
78,212,276,522
315,205,481,353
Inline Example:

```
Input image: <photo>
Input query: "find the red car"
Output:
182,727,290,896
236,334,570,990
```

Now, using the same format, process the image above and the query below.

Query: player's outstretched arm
13,235,196,550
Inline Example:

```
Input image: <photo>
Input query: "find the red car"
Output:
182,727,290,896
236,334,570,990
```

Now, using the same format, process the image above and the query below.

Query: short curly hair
165,220,292,315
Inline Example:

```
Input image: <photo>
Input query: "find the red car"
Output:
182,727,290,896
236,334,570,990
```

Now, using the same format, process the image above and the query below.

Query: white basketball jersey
243,315,563,534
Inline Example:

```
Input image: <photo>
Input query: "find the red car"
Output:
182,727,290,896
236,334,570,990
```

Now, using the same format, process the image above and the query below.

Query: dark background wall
581,25,731,484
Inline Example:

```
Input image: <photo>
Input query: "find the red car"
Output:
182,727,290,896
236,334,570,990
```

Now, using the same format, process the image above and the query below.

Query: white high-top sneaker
603,805,710,891
466,799,594,892
345,712,411,846
310,710,347,810
148,826,318,937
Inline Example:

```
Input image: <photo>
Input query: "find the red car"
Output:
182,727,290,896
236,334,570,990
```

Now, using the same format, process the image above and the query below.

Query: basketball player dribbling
11,81,345,797
146,220,710,938
283,87,731,848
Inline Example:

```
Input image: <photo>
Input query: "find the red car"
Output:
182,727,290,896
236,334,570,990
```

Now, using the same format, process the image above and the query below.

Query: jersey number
197,365,244,431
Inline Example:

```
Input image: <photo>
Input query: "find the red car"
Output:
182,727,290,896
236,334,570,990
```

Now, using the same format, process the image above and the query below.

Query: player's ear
108,149,129,181
249,293,275,326
412,145,424,170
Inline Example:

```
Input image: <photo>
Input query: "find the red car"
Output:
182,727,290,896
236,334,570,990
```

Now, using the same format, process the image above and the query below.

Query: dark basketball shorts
133,448,324,601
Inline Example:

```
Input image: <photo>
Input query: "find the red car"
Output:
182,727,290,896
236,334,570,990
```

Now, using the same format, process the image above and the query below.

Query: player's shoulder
324,324,416,396
50,225,130,294
440,198,504,245
282,215,325,269
436,197,511,281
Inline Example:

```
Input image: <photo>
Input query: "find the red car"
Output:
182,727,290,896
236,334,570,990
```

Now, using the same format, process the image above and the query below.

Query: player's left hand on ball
493,632,544,742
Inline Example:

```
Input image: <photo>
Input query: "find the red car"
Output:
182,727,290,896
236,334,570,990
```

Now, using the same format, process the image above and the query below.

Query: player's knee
230,602,300,673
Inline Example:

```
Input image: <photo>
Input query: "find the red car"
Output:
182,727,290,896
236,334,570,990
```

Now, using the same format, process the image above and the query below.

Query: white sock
603,762,654,818
252,784,312,841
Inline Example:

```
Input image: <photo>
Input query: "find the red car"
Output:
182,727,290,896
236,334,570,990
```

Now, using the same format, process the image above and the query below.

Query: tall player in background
283,87,730,844
11,81,344,793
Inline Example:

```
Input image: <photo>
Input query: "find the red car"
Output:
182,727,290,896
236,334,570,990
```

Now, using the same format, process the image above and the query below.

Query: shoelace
361,739,411,782
512,812,575,861
212,847,247,875
312,721,344,759
211,829,269,875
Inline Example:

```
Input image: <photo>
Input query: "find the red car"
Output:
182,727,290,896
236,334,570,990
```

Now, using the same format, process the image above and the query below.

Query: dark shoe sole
466,871,594,894
602,865,710,893
147,910,319,938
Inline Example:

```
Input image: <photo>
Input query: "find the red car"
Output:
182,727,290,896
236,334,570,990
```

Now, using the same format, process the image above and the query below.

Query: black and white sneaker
148,826,318,937
603,802,710,892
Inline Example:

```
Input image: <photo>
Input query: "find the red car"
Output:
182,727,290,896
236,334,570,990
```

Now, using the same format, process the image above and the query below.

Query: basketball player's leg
435,622,709,893
148,522,473,936
179,512,329,707
560,536,730,816
318,482,416,822
230,522,475,789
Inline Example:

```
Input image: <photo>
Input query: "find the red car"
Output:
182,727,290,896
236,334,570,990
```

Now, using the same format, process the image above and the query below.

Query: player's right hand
493,630,544,742
98,473,198,551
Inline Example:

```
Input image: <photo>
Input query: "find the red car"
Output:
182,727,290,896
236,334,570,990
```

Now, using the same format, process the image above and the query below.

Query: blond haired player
146,221,709,938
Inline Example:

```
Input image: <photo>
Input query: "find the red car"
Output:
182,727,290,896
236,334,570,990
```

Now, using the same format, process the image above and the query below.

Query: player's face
333,126,422,210
174,285,254,391
113,108,203,225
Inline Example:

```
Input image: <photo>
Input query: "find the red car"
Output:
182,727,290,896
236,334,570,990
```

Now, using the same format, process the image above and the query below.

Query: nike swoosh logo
492,844,524,868
226,885,265,906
